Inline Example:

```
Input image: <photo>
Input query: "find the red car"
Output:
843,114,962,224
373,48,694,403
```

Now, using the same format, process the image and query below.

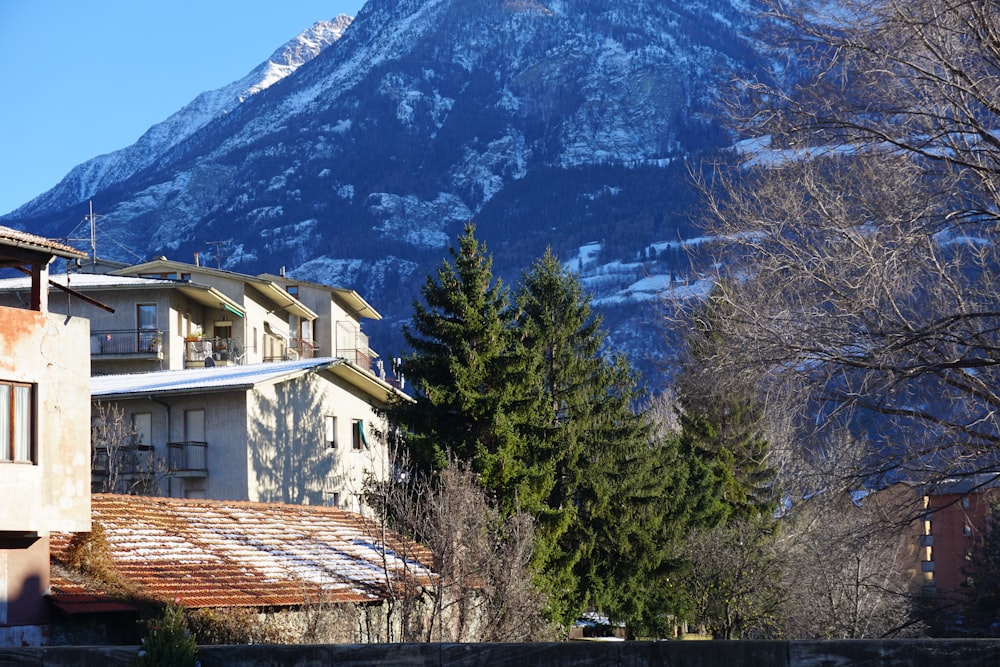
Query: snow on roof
91,358,342,398
0,225,86,259
0,273,180,291
50,495,436,609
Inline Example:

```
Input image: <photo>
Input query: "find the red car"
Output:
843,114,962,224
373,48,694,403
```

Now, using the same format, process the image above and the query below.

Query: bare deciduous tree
683,0,1000,490
91,402,167,495
778,487,925,639
682,517,785,639
364,457,552,642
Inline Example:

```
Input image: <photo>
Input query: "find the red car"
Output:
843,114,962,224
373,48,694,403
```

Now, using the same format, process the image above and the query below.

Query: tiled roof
90,358,342,398
48,573,139,615
0,225,87,259
50,495,436,609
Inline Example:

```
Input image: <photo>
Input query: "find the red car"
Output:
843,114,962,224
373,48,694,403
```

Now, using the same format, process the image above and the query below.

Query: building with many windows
90,358,399,509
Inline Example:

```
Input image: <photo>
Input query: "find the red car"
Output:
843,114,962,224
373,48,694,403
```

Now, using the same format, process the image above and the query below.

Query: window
964,524,972,536
0,381,34,463
325,415,337,448
962,496,971,509
352,419,367,451
132,413,152,446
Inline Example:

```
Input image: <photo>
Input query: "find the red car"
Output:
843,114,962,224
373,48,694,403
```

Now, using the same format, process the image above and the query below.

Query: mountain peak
4,14,353,219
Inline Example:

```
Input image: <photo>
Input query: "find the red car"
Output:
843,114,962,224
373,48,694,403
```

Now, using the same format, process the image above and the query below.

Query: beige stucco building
90,358,398,510
0,227,91,646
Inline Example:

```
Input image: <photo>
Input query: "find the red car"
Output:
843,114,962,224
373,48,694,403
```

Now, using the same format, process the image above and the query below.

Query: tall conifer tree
389,224,536,512
514,250,681,627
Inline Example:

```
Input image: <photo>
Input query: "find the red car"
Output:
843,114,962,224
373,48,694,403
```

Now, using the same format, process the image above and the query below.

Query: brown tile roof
0,225,86,259
50,495,436,609
48,574,139,615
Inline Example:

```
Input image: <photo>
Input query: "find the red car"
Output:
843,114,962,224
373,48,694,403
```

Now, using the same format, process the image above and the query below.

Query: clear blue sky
0,1,367,216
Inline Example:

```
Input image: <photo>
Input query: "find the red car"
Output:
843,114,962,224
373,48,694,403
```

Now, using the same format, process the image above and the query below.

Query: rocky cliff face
5,0,766,379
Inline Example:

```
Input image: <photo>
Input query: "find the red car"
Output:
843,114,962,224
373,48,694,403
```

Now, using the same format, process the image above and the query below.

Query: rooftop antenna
86,200,100,267
206,240,225,269
63,202,143,268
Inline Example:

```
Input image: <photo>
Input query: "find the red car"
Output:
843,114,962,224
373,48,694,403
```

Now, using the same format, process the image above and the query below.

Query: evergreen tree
388,224,537,512
675,285,779,527
514,250,681,628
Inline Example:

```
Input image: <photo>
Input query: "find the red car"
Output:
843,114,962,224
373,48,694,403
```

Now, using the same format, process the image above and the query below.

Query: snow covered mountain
6,15,353,220
4,0,766,381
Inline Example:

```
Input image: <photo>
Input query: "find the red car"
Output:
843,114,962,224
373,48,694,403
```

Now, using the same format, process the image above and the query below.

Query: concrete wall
5,640,1000,667
0,307,90,628
0,308,91,533
246,370,389,510
97,390,249,500
99,367,389,508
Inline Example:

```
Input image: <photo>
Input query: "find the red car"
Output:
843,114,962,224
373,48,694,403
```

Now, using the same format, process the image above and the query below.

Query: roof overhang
177,285,245,318
257,273,382,320
326,359,413,405
0,227,87,271
249,280,317,320
330,287,381,320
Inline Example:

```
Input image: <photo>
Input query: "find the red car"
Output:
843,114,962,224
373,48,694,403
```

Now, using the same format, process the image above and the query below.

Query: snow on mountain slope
4,0,769,382
5,15,352,219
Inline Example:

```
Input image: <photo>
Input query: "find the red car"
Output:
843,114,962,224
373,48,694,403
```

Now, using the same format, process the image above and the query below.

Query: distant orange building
917,475,999,600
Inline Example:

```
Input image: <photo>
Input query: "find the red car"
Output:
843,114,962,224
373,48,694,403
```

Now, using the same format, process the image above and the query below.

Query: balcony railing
262,335,316,362
185,337,242,367
92,444,158,494
289,336,317,360
336,323,373,369
91,329,163,357
92,444,156,476
168,441,208,477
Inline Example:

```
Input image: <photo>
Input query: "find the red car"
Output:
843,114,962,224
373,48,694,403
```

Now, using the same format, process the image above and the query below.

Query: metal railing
168,441,208,476
185,337,242,366
92,444,156,477
336,323,373,370
289,336,317,359
91,329,163,356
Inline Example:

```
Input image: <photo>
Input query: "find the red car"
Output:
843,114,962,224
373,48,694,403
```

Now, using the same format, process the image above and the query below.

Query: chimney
280,266,285,277
194,251,200,266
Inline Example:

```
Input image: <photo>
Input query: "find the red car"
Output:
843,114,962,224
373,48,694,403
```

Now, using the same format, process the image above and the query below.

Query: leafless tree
681,0,1000,492
778,486,926,638
91,402,167,495
682,517,785,639
364,458,552,642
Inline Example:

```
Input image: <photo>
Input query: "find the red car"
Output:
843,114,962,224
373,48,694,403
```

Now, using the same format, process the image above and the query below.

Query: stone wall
4,640,1000,667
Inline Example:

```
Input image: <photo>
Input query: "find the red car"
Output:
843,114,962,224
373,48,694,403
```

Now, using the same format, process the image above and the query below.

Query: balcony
262,335,316,362
289,336,317,360
91,329,163,358
185,337,243,368
336,323,373,370
91,444,158,494
168,441,208,478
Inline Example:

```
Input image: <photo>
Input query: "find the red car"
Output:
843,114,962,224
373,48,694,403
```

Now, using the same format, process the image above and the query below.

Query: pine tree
513,250,680,627
675,285,779,527
388,224,537,512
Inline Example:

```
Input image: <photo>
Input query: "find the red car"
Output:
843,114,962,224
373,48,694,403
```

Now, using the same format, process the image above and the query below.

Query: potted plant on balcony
184,326,203,342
